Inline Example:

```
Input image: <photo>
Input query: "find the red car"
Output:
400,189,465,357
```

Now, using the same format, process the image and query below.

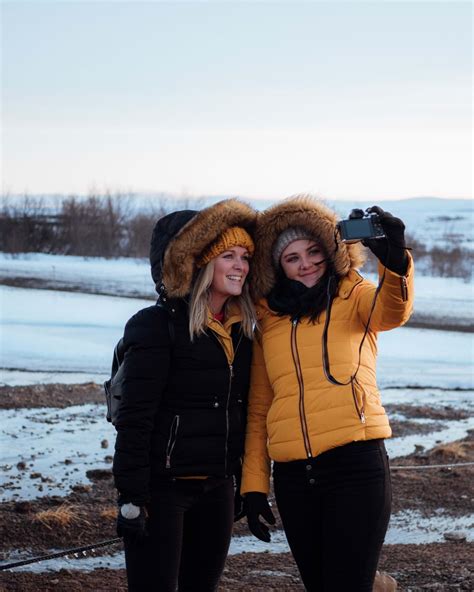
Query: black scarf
267,269,339,322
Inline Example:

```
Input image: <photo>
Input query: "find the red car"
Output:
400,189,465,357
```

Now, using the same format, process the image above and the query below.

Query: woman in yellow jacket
241,196,414,591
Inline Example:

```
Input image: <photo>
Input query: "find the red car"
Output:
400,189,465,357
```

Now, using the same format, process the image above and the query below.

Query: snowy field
1,252,473,326
1,285,472,389
0,284,473,505
0,253,473,554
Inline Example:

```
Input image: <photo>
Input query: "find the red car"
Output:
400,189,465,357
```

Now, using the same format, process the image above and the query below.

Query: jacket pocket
351,379,366,424
400,276,408,302
165,415,180,469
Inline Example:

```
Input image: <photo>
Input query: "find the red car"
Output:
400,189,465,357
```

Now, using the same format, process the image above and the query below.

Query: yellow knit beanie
197,226,255,268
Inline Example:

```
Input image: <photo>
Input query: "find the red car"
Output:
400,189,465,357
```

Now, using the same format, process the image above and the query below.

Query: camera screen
342,218,375,239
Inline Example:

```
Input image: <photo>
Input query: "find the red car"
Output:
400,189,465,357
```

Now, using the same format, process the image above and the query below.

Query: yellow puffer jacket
241,196,414,495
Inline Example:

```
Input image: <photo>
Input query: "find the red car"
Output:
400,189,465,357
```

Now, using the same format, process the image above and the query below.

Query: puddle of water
386,417,474,459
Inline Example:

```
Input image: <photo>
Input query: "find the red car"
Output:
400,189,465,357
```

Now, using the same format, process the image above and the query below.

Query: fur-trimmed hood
250,195,365,299
150,199,257,298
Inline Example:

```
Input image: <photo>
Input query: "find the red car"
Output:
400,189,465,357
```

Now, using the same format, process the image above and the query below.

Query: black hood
149,209,197,291
149,199,257,298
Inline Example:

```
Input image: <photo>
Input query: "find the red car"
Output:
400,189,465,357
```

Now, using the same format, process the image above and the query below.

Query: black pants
124,476,234,592
274,439,391,592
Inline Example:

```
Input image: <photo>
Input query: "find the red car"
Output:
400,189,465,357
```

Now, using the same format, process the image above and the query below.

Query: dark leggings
274,439,391,592
124,476,234,592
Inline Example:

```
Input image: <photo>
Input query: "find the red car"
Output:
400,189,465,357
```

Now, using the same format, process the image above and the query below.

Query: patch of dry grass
430,441,471,461
32,504,90,530
100,506,118,521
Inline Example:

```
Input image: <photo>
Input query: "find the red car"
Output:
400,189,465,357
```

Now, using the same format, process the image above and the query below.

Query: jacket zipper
351,378,366,424
223,332,243,475
224,363,233,476
165,415,180,469
400,276,408,302
290,319,313,458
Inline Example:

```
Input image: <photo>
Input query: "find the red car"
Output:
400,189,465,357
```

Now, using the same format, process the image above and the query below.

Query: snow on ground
0,370,107,387
0,284,472,503
377,328,473,390
386,417,474,459
0,404,115,502
1,286,149,375
2,509,473,572
1,285,472,389
1,252,473,324
0,253,154,299
0,391,472,502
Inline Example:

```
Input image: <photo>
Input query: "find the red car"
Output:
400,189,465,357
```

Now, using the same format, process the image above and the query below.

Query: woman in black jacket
112,199,257,592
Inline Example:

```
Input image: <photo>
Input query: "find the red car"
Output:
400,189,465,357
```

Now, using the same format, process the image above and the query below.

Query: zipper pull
166,455,171,469
292,318,298,326
360,412,366,424
229,364,234,378
400,276,408,302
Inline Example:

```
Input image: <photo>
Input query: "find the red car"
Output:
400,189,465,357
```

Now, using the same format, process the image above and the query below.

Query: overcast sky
2,1,472,201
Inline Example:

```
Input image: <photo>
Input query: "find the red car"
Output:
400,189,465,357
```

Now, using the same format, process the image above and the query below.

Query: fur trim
250,195,365,299
162,199,257,297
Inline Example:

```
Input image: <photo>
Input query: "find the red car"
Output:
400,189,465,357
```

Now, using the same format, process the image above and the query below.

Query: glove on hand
245,492,276,542
117,503,148,541
362,205,408,275
234,492,246,522
233,464,246,522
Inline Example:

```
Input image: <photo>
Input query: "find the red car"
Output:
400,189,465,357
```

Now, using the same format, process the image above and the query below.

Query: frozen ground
0,389,472,502
1,252,473,326
1,286,148,376
0,404,115,501
1,285,472,389
2,509,473,573
0,253,155,299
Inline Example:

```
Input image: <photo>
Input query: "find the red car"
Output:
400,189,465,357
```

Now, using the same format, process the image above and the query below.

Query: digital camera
337,209,386,244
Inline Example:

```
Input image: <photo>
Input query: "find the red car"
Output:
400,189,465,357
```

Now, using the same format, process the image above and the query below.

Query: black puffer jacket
113,299,252,504
113,200,256,505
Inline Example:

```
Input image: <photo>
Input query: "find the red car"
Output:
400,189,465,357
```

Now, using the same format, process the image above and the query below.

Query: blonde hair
188,259,256,341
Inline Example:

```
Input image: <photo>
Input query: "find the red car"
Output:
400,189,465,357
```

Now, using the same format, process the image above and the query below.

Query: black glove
234,491,246,522
363,205,408,275
116,503,148,541
244,492,276,542
233,464,246,522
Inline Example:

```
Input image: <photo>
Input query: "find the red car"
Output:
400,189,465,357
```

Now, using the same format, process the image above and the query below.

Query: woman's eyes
309,248,321,256
222,253,249,261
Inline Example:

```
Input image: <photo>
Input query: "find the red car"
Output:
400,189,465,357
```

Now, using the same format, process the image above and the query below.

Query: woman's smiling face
280,239,327,288
209,246,250,311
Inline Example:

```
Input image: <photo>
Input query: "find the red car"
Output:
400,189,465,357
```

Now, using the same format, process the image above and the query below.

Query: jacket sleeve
113,306,171,505
355,252,414,332
241,337,274,496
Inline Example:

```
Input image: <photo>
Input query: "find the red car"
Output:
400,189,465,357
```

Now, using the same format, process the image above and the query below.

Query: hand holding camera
338,206,408,275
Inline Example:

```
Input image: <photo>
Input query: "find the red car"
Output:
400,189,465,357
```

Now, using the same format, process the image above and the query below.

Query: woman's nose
299,256,311,269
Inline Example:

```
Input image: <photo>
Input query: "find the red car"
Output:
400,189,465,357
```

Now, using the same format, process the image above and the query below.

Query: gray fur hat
272,226,315,267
